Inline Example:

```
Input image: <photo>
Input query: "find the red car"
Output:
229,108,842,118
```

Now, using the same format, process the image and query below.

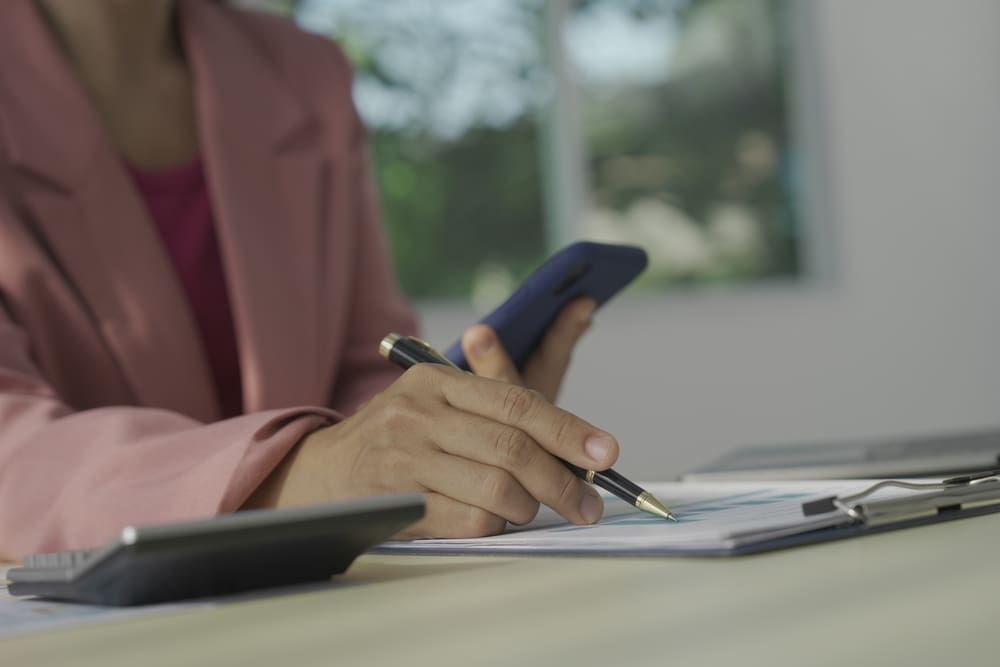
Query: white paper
376,480,921,556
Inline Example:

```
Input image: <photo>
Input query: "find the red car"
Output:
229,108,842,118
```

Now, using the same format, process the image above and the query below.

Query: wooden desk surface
2,513,998,666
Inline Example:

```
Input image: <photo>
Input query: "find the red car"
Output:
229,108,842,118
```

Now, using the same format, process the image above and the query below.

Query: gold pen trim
379,333,462,370
635,491,677,521
379,333,402,360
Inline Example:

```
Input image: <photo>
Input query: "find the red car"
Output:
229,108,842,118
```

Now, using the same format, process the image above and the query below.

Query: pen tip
636,493,676,522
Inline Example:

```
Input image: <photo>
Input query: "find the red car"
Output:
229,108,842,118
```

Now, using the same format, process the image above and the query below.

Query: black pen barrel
562,463,642,505
591,468,644,502
385,337,438,369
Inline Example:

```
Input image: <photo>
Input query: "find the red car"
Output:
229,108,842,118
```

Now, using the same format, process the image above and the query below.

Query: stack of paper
375,480,925,556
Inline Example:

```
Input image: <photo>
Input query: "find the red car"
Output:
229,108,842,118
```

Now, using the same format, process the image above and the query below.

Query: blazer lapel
180,0,329,412
0,0,220,420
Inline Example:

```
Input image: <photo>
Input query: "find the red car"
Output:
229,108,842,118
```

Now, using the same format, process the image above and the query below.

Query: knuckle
500,385,542,424
481,468,518,506
375,393,422,433
552,471,581,512
549,411,577,449
492,427,535,471
462,506,506,538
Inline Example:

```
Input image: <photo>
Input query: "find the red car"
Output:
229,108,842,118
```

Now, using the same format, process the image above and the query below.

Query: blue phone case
444,241,648,371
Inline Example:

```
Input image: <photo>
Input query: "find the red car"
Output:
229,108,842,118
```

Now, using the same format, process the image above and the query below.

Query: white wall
418,0,1000,480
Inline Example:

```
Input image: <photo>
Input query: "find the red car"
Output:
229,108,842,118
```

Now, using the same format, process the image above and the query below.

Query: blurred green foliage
576,0,799,284
372,123,547,299
232,0,803,299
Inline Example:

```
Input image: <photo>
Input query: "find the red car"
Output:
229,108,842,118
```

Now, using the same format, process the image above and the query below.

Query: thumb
461,324,523,385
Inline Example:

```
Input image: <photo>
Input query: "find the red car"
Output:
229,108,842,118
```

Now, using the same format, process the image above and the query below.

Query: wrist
241,424,328,509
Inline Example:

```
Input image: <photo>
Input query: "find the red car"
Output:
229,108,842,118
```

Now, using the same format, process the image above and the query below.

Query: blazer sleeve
0,22,415,559
0,291,339,559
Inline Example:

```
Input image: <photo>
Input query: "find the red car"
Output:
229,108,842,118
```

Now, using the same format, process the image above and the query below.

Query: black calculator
6,494,424,606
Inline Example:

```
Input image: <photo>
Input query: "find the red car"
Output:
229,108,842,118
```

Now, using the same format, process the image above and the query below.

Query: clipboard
729,470,1000,556
374,474,1000,558
801,469,1000,523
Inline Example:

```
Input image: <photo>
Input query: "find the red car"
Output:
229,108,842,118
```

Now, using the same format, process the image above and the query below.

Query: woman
0,0,617,559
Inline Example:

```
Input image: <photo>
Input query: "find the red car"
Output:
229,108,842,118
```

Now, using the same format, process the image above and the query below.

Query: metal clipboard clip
801,470,1000,526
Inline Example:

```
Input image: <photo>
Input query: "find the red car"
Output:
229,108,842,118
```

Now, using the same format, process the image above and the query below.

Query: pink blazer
0,0,418,559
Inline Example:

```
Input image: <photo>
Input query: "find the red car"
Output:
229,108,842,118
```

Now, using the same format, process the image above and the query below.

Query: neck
37,0,182,83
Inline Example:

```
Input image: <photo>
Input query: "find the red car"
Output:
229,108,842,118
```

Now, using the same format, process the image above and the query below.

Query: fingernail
585,434,614,466
580,488,603,524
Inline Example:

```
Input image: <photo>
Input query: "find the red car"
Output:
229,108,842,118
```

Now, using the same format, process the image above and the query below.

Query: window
565,0,800,287
233,0,803,305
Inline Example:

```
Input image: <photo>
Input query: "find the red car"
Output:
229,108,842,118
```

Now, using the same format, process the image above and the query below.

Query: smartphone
443,241,648,371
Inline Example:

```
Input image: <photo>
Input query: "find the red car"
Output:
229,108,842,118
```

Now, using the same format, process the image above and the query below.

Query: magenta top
126,159,243,417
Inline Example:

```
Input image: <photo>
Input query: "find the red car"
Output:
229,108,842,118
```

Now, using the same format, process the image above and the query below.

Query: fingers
396,492,508,539
462,324,522,386
461,297,596,403
431,366,620,472
413,450,540,525
522,297,595,402
379,364,617,533
429,409,604,525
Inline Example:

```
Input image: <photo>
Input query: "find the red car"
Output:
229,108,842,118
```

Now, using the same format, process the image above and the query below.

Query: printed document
376,480,917,556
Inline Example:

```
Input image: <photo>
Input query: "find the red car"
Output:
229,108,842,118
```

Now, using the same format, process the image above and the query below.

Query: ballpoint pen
379,332,677,521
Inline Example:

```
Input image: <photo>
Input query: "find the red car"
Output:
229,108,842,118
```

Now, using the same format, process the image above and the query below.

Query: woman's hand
460,297,596,402
244,360,618,538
